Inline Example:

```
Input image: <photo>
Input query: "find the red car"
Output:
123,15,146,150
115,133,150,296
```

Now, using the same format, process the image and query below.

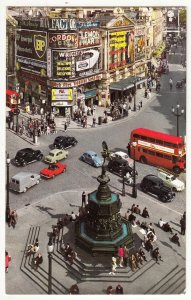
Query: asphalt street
5,45,186,294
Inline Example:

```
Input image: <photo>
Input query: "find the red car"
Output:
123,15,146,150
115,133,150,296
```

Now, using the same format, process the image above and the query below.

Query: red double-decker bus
129,128,186,174
6,89,20,111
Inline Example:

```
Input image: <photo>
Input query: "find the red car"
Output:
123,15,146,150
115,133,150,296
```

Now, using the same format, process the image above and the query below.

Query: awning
110,76,147,91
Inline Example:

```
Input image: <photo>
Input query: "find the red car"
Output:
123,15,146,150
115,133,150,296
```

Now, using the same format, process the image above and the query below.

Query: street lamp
47,237,54,294
133,82,136,111
171,104,184,137
122,170,126,196
15,83,20,133
132,141,137,198
6,153,11,222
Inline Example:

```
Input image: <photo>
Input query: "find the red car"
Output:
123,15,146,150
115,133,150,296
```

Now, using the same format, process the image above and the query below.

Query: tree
179,9,186,26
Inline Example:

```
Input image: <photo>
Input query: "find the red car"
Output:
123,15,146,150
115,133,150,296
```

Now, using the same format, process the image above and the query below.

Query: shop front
51,88,73,116
84,89,97,107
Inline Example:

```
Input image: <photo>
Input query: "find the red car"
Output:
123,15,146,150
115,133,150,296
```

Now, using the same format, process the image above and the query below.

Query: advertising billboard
109,30,134,70
78,29,101,47
16,29,47,61
51,88,73,101
52,47,101,79
48,32,78,48
135,28,145,61
48,18,77,30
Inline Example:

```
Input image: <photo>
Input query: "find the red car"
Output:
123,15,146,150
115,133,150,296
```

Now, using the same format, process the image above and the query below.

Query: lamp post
47,237,54,294
6,153,11,222
133,82,136,111
15,83,20,133
132,141,137,198
122,170,126,196
171,104,184,137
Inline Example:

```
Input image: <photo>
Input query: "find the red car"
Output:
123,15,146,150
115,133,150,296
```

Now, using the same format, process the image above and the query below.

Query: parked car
9,172,41,193
140,174,175,202
14,148,43,167
40,162,67,179
53,136,78,149
158,170,185,192
176,81,183,88
80,150,104,167
107,157,137,177
110,151,133,167
44,149,68,164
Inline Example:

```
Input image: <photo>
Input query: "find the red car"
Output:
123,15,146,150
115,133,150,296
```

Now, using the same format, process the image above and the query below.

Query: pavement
6,189,186,295
10,86,155,146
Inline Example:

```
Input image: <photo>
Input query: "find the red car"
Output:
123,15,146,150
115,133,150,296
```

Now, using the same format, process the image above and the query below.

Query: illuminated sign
48,18,76,30
135,35,145,61
48,33,78,48
16,29,47,62
51,88,73,101
113,17,130,27
16,56,47,76
48,73,103,88
76,49,100,71
52,51,75,78
76,21,100,29
79,30,100,47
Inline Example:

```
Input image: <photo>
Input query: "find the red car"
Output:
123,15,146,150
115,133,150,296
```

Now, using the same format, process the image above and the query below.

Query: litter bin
98,116,103,125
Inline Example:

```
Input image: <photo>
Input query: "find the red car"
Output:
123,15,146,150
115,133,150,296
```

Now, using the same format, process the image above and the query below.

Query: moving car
10,172,41,193
53,136,78,149
176,81,183,88
140,174,175,202
14,148,43,167
80,150,104,167
40,162,67,179
110,151,133,167
44,149,68,164
107,157,137,177
158,169,185,191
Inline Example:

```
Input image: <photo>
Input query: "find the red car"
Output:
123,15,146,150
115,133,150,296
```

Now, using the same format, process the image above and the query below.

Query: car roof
11,172,38,179
17,148,33,153
114,151,128,156
84,150,97,156
49,149,63,154
110,157,128,163
144,174,163,183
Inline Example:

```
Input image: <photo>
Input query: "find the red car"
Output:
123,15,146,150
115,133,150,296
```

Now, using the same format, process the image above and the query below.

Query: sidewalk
11,86,155,146
5,190,185,295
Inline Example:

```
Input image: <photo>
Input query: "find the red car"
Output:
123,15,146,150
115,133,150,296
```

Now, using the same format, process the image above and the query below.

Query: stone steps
145,266,185,294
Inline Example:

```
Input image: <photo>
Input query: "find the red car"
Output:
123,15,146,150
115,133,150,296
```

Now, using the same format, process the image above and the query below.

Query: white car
110,151,133,167
158,170,185,192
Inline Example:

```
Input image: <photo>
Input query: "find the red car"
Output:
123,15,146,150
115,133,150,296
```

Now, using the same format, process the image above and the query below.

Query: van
9,172,41,193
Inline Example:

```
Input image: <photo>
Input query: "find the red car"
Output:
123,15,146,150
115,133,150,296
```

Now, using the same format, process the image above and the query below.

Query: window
164,142,173,147
141,135,147,141
147,150,155,155
148,137,155,143
156,152,163,158
156,139,163,145
163,154,172,160
133,134,140,139
143,149,148,153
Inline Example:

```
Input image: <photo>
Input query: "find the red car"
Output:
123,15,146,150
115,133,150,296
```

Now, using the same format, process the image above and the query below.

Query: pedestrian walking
169,78,173,90
152,247,163,264
69,284,79,294
81,191,86,207
92,116,96,127
123,245,129,267
180,216,186,235
64,122,67,132
117,245,124,267
142,207,150,218
5,251,11,273
109,255,117,275
33,253,43,270
8,209,18,228
106,286,113,294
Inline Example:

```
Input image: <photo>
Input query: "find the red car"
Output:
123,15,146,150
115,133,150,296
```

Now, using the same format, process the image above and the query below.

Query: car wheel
38,154,43,161
142,186,148,193
140,156,147,164
23,187,27,193
52,175,55,179
160,195,167,202
36,180,40,185
22,161,27,167
173,166,181,174
172,187,177,192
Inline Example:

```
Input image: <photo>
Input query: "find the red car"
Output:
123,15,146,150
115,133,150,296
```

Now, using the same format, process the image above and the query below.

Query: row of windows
133,134,180,148
141,148,172,160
